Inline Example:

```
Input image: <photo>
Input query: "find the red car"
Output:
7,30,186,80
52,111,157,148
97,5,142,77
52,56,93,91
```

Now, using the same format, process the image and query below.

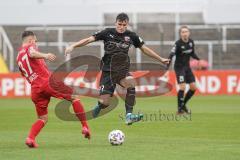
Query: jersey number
18,54,33,78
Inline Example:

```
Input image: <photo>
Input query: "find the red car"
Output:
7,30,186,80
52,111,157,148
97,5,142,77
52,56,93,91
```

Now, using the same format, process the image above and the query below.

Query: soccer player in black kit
168,26,200,114
65,13,169,125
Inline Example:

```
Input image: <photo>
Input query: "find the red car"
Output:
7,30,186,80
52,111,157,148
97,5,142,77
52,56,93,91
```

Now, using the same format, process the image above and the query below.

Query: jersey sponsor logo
124,36,130,42
182,49,193,54
105,41,130,51
109,34,114,38
181,46,185,49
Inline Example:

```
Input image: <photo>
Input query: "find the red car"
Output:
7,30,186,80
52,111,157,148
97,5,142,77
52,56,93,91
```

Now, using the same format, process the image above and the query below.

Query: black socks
184,90,195,105
177,90,185,111
125,87,136,114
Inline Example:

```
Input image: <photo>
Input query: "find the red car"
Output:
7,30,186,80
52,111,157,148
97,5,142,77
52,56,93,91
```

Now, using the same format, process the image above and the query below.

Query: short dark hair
22,31,35,40
116,13,129,22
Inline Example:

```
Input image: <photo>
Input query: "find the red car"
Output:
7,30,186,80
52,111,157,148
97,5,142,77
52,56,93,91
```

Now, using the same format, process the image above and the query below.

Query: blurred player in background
17,31,90,148
65,13,169,125
168,26,200,114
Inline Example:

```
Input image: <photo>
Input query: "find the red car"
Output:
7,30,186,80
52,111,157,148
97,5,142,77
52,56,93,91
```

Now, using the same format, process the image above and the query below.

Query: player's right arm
65,36,96,55
167,42,178,68
168,42,177,61
29,46,56,61
65,29,107,55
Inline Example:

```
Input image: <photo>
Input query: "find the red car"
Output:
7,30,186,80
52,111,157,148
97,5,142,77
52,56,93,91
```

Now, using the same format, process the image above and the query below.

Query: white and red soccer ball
108,130,125,145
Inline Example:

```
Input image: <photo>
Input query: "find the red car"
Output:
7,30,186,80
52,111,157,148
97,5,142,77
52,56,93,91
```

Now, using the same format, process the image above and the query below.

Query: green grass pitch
0,96,240,160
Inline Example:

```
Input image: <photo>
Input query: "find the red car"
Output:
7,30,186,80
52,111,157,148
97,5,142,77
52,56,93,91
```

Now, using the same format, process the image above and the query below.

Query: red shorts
31,80,73,116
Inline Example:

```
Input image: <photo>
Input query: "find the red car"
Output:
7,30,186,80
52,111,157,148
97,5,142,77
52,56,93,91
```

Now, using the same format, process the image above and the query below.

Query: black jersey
93,28,144,71
169,38,200,68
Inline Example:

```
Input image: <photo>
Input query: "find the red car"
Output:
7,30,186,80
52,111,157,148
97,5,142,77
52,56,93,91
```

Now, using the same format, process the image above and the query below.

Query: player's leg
92,94,112,118
177,83,186,114
92,71,115,118
71,99,88,127
71,99,91,139
175,68,186,114
120,76,136,114
47,79,91,139
26,93,50,148
186,82,197,103
120,76,143,125
182,68,197,113
25,114,48,148
184,69,197,105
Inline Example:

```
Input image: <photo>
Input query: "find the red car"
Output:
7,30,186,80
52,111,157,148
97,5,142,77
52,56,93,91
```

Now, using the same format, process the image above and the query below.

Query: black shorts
174,66,195,84
99,71,130,96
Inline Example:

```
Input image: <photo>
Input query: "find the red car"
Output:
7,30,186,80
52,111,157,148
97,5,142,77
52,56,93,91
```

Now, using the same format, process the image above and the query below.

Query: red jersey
17,44,50,88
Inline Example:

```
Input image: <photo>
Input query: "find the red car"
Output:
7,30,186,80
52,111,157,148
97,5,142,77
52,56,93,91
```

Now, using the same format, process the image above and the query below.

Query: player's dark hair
116,13,129,22
179,25,190,34
22,30,35,40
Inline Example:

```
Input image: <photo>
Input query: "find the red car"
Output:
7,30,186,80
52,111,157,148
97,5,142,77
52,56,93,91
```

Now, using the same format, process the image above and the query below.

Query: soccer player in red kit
17,31,90,148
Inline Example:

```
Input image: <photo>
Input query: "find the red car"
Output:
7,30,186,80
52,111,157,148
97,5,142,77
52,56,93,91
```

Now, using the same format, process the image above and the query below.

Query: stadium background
0,0,239,160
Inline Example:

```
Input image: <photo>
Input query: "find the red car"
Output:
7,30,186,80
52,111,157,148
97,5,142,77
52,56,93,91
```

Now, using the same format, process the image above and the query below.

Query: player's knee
190,87,197,92
130,78,136,87
99,94,111,107
179,84,186,91
190,84,197,91
125,81,135,88
38,115,48,124
121,77,136,88
98,101,109,109
130,82,136,88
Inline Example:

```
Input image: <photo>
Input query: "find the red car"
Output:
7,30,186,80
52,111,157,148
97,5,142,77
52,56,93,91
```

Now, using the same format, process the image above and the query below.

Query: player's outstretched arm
29,51,56,62
65,36,96,55
191,52,200,60
166,44,177,69
139,45,170,65
191,42,200,60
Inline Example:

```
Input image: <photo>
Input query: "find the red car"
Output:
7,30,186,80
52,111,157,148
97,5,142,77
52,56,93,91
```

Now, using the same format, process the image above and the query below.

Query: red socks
28,119,45,140
72,100,88,128
27,101,88,141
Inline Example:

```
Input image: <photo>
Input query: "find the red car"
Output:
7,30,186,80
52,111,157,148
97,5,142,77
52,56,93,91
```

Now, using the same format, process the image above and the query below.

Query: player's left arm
132,33,169,65
191,52,200,60
191,40,200,60
139,45,170,64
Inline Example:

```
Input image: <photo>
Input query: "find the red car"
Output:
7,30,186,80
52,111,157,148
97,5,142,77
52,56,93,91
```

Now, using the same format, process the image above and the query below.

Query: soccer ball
108,130,125,145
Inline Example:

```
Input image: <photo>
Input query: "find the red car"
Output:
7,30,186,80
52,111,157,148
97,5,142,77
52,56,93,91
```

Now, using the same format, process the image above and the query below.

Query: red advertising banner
0,70,240,98
167,70,240,95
